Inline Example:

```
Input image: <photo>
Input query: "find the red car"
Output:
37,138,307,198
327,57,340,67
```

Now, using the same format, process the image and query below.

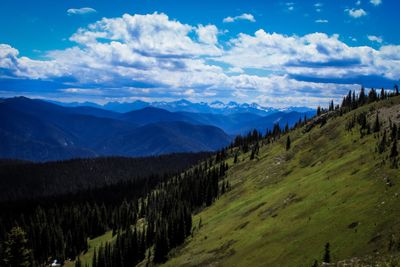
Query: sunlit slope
164,97,400,267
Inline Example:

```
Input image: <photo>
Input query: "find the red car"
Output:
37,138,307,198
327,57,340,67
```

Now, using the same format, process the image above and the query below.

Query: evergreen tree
395,84,399,96
373,112,380,133
92,249,97,267
323,242,331,263
317,106,321,116
329,100,334,111
380,88,385,100
3,227,31,267
378,130,387,154
359,86,366,105
154,226,169,263
390,138,398,159
286,136,291,151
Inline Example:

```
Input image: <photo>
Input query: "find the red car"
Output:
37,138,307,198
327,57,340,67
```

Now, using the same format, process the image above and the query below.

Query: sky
0,0,399,107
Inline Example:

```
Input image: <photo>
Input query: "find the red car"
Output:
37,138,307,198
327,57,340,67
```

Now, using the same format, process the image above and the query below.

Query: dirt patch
348,221,360,229
241,202,266,218
235,221,250,230
208,239,237,255
193,239,237,266
258,193,303,220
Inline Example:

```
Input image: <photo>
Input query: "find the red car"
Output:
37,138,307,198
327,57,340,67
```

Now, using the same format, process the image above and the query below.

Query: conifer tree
323,242,331,263
3,227,31,267
390,138,398,160
286,136,291,151
359,86,366,105
373,112,380,133
378,130,387,154
380,88,385,100
234,153,238,164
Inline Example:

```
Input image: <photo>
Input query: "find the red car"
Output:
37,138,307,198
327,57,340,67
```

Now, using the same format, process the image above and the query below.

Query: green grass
64,231,114,267
68,97,400,267
163,97,400,267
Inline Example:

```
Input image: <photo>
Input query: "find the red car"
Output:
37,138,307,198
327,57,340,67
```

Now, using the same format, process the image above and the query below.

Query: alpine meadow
0,0,400,267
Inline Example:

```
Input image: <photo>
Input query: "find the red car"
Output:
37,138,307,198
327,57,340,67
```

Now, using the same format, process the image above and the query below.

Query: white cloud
315,19,328,23
346,8,367,18
218,30,400,81
67,7,97,16
370,0,382,6
356,0,362,5
286,2,295,11
314,3,323,12
223,13,255,23
196,25,219,45
367,35,383,43
1,12,399,107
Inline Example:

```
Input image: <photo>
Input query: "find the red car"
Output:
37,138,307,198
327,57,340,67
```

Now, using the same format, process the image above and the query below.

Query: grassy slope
64,231,114,267
164,97,400,267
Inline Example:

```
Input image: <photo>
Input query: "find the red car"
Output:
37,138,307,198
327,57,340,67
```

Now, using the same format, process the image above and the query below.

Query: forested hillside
1,87,400,267
0,153,210,201
164,88,400,267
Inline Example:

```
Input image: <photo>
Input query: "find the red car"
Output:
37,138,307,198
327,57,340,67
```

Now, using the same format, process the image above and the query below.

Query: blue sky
0,0,399,107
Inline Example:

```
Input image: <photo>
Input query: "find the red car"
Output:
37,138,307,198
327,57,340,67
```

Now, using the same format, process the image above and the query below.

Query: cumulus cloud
370,0,382,6
1,12,399,107
367,35,383,43
315,19,328,23
217,30,400,81
346,8,367,18
223,13,255,23
196,24,219,45
67,7,97,16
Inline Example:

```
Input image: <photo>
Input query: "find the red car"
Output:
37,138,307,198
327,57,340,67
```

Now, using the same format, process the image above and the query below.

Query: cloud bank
0,13,399,107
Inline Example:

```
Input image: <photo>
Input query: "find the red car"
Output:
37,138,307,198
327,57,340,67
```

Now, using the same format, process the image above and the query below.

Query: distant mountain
0,97,231,161
120,107,196,125
104,100,150,113
48,98,314,116
102,121,230,157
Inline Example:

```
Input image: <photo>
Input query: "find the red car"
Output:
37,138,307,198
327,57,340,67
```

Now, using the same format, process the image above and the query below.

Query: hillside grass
163,97,400,267
64,231,114,267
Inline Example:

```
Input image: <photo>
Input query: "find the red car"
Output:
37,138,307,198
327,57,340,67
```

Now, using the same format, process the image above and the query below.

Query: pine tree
373,112,380,133
286,136,291,151
390,138,398,159
317,106,321,116
323,242,331,263
378,130,387,154
380,88,385,100
153,226,169,263
3,227,32,267
329,100,334,111
359,86,366,105
92,249,97,267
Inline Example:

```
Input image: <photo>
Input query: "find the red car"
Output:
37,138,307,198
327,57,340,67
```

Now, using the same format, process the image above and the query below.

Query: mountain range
50,98,314,116
0,97,314,161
